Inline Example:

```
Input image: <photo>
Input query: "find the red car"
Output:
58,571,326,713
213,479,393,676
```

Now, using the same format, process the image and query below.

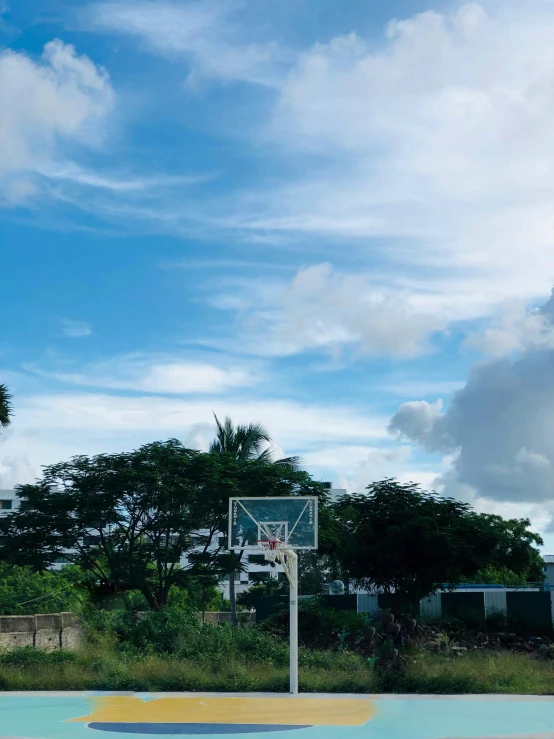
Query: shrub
260,598,375,652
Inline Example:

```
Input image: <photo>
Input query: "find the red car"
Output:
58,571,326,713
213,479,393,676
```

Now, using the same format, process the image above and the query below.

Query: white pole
287,550,299,694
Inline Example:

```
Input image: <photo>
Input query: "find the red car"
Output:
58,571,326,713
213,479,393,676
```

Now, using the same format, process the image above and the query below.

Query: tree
0,441,237,611
209,414,301,468
329,479,544,615
0,563,82,615
208,414,301,623
236,578,288,610
0,439,330,613
0,384,12,431
460,514,544,585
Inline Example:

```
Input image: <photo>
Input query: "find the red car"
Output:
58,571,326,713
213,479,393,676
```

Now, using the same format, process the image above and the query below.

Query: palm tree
209,414,301,468
0,385,12,431
209,414,301,622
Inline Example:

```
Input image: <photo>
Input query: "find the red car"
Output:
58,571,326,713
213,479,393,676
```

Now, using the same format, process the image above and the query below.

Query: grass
0,647,554,693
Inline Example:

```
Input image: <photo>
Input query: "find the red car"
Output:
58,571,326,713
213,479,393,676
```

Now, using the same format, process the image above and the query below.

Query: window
250,572,271,583
0,500,12,510
55,556,71,564
248,554,266,565
83,535,101,546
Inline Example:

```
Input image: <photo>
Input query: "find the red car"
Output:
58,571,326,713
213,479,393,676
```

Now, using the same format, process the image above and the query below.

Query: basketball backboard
228,496,318,551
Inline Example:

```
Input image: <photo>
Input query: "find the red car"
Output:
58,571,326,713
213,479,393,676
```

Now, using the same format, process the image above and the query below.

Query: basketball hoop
259,539,282,563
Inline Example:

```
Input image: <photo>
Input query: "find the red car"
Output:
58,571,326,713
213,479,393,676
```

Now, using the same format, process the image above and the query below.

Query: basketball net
259,539,282,563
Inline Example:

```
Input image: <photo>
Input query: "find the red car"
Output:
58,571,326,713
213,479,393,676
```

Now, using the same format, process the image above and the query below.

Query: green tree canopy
329,479,544,613
0,439,329,611
0,440,238,610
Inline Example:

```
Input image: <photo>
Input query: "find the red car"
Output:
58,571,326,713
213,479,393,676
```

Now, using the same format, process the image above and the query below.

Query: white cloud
40,163,214,192
0,454,36,489
0,40,114,203
387,291,554,509
0,391,390,491
303,443,412,476
13,393,387,443
213,1,554,323
464,291,554,356
85,0,280,87
212,263,449,358
27,354,256,395
60,319,92,338
376,377,465,398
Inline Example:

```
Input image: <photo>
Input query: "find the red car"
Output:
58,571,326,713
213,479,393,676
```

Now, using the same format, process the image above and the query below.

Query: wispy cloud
60,320,92,338
84,0,283,87
38,163,215,192
160,257,294,272
26,353,257,394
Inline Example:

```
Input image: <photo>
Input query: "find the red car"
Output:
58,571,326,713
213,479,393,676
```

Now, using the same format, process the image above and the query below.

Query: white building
0,489,17,515
543,555,554,588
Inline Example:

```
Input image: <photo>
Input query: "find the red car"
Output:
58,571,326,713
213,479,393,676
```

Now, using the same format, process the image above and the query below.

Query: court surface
1,692,554,739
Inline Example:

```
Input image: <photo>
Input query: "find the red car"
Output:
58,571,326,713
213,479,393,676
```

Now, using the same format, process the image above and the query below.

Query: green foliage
298,552,340,595
1,643,552,694
0,647,76,667
0,563,83,615
0,438,332,612
237,579,288,609
0,441,240,610
462,565,538,587
0,383,12,429
260,598,375,652
329,479,544,613
209,414,301,469
85,606,290,665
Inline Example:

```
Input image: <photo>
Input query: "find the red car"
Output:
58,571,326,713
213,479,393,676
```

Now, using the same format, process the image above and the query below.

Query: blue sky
3,0,554,549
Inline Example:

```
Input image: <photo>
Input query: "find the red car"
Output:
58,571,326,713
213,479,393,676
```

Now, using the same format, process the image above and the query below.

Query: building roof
543,555,554,564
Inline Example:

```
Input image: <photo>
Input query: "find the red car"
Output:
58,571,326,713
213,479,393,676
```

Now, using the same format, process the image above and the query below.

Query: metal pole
287,550,298,694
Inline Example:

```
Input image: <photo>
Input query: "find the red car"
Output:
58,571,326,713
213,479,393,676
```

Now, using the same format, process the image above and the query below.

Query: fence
0,613,82,652
357,588,554,633
201,611,255,626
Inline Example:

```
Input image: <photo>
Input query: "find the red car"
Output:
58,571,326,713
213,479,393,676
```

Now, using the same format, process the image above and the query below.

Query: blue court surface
1,692,553,739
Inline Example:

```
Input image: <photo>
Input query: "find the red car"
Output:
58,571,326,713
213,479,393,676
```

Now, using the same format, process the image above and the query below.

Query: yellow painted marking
69,695,374,726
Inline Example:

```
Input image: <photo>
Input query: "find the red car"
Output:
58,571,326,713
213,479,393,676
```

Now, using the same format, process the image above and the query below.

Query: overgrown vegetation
0,563,82,615
0,639,554,694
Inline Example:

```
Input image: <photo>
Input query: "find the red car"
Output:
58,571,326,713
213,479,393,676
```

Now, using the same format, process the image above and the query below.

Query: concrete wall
0,612,82,652
201,611,255,626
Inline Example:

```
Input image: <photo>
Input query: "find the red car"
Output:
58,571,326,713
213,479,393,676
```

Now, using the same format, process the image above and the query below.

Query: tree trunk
141,586,162,612
229,573,237,626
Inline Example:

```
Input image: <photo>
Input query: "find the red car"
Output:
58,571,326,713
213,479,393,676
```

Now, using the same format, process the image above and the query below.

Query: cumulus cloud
0,40,114,203
388,290,554,506
464,292,554,356
212,263,449,358
211,2,554,324
85,0,280,87
0,454,36,489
